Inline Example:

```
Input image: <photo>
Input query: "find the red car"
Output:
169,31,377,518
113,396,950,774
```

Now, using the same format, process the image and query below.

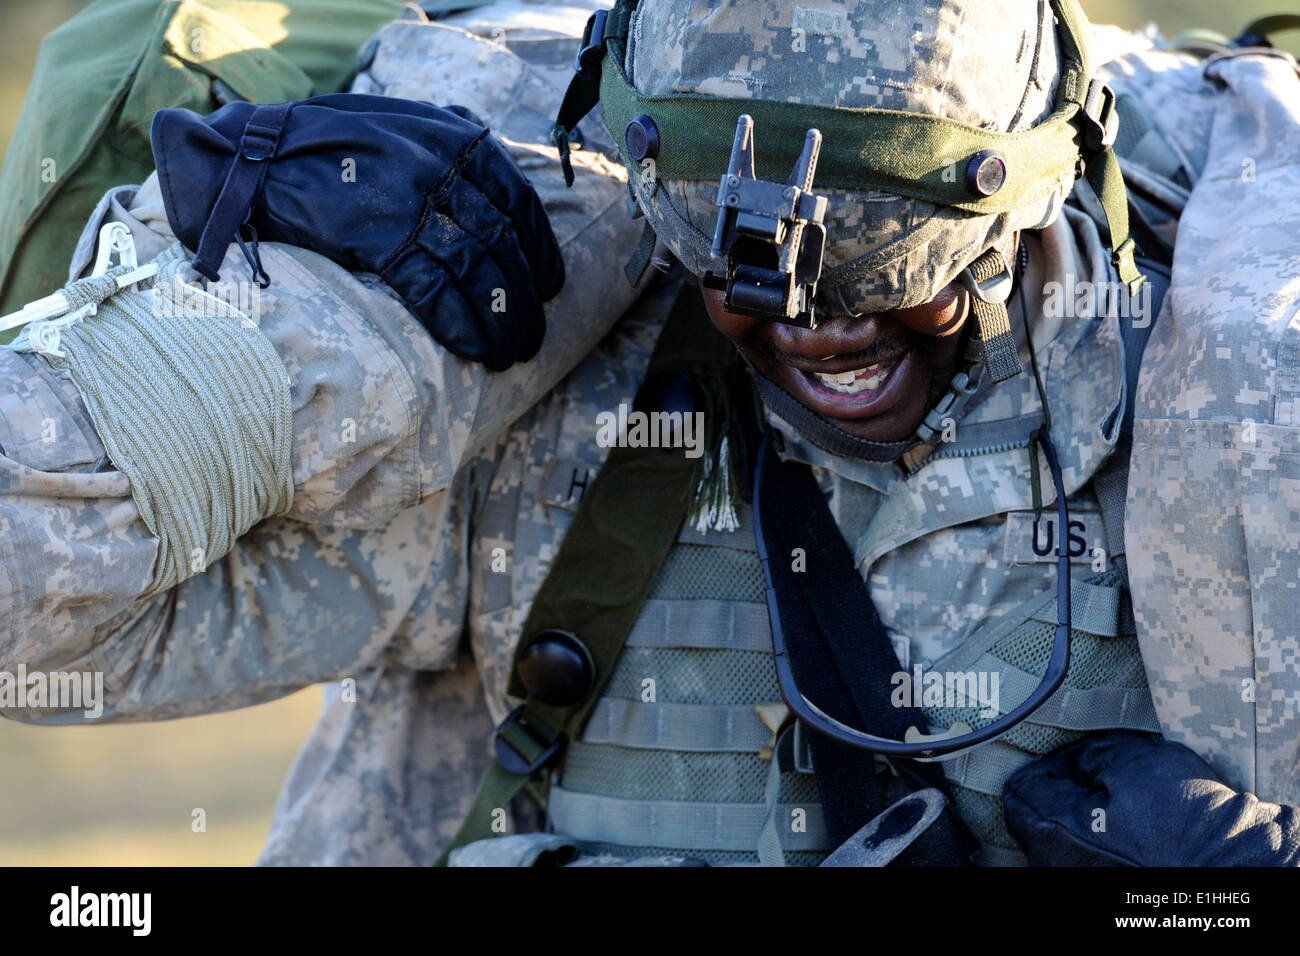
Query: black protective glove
1004,730,1300,866
152,93,565,371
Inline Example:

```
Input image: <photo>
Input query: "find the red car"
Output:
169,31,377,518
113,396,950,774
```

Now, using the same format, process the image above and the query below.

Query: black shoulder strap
1091,252,1169,562
1118,254,1170,442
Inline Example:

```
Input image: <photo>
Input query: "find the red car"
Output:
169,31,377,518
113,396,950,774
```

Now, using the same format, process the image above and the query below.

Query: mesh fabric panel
578,841,827,868
603,647,782,704
648,542,767,602
553,537,828,864
562,742,820,804
950,788,1022,851
922,570,1155,855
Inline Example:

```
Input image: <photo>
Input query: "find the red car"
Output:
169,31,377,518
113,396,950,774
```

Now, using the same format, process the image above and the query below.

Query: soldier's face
702,279,972,443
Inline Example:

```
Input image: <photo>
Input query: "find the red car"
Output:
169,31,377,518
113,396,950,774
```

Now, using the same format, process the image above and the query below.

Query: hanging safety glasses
754,427,1073,761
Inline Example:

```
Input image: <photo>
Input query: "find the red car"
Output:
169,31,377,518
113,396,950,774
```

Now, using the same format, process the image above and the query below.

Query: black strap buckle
493,705,564,776
574,8,608,75
239,124,281,161
1080,80,1119,152
239,103,291,161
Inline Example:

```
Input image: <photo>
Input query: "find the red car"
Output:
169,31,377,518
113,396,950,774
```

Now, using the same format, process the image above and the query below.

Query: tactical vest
547,502,831,865
546,472,1158,866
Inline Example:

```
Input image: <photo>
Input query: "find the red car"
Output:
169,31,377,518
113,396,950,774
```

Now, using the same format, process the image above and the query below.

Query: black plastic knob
625,114,661,161
965,150,1007,197
516,630,595,707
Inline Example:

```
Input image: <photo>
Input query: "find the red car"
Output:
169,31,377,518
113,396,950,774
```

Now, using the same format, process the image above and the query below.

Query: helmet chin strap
961,246,1023,385
750,368,915,462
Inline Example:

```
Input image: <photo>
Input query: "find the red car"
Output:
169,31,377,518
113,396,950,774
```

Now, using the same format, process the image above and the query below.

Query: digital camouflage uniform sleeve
1122,47,1300,806
0,185,498,720
0,26,642,723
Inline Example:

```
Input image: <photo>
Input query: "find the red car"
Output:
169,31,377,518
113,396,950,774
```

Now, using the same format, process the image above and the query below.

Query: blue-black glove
152,94,565,372
1004,731,1300,866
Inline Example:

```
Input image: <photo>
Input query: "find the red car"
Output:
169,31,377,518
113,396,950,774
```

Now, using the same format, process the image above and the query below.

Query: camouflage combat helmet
553,0,1144,409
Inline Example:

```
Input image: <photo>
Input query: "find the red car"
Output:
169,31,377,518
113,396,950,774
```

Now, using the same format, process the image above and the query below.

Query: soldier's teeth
813,362,890,394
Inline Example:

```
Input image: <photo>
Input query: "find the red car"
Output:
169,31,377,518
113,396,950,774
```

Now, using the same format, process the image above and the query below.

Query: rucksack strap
1093,253,1170,560
437,284,735,865
191,102,294,283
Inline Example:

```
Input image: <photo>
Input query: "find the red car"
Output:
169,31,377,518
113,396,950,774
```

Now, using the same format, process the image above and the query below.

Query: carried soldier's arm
0,22,643,721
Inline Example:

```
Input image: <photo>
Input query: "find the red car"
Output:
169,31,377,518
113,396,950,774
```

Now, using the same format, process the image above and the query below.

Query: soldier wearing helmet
4,0,1300,867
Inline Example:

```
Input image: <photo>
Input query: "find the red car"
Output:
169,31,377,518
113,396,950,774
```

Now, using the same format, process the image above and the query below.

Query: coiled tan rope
47,249,293,596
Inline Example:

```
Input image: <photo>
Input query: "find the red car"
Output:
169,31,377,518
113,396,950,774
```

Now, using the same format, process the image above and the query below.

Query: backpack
0,0,403,326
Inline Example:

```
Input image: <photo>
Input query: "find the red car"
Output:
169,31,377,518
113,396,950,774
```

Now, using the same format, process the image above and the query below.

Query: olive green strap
595,41,1084,214
1086,145,1144,293
1238,14,1300,44
624,220,658,286
965,249,1023,384
439,724,558,868
437,286,732,866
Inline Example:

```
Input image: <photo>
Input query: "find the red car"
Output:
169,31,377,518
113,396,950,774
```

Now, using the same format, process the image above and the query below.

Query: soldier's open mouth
811,360,894,395
793,352,910,418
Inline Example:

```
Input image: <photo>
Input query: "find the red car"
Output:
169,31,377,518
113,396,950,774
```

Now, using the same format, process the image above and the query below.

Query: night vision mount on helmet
702,117,829,330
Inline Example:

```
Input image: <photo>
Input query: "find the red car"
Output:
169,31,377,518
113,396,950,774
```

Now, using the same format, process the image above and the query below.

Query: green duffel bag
0,0,402,325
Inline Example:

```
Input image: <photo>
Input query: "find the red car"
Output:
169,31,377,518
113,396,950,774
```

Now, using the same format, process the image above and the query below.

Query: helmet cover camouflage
619,0,1079,314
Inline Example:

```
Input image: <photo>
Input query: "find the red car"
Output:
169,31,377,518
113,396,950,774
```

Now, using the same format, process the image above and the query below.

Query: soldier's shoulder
1094,25,1221,185
527,270,682,432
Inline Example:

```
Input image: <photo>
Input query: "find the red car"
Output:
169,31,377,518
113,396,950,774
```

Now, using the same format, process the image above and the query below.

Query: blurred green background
0,0,1296,866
